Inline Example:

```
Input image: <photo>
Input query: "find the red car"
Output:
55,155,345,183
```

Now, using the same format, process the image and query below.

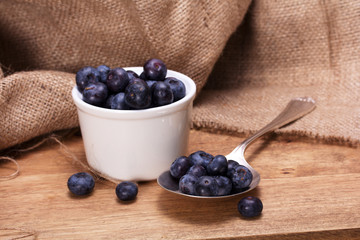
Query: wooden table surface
0,129,359,240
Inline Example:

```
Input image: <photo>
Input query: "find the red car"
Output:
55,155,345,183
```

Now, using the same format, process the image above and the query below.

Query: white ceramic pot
72,67,196,181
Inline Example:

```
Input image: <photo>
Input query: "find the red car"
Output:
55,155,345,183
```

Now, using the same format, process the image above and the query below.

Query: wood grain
0,130,359,239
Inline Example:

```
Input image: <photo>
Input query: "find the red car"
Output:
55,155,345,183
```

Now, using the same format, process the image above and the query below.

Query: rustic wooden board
0,130,359,239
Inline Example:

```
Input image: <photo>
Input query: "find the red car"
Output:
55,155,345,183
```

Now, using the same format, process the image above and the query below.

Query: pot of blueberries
72,59,196,181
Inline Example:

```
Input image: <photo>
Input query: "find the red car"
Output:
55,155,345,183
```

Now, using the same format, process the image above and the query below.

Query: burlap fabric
0,0,359,151
196,0,360,146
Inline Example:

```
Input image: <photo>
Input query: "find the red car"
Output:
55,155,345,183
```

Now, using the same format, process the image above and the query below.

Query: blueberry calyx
194,176,219,196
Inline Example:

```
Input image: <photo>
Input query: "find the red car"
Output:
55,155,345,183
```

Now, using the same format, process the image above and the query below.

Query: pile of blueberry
170,150,253,197
75,58,186,109
67,172,138,201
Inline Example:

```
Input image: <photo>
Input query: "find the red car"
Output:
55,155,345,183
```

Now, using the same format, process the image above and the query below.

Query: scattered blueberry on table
237,196,263,217
67,172,95,196
75,58,186,110
115,181,138,201
67,172,138,202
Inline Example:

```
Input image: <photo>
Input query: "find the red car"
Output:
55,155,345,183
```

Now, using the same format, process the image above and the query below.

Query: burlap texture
0,0,359,150
0,70,77,149
195,0,360,146
0,0,250,150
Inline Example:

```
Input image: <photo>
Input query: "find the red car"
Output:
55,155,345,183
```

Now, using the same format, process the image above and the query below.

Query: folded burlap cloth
0,0,359,151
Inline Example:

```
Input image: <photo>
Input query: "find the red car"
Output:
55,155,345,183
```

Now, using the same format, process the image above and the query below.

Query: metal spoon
157,97,316,198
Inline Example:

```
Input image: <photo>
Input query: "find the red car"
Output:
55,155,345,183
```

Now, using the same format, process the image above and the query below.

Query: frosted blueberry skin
164,77,186,102
188,150,214,168
129,78,145,86
76,66,100,92
105,94,114,108
237,196,263,217
170,156,191,179
115,181,138,201
82,82,108,106
214,176,232,196
126,70,139,80
143,58,167,81
124,79,152,109
227,160,240,177
139,71,146,80
67,172,95,196
195,176,219,196
107,67,130,93
207,155,228,176
107,92,129,110
230,165,253,193
152,81,174,107
146,80,157,89
179,174,198,195
187,164,207,178
97,65,111,84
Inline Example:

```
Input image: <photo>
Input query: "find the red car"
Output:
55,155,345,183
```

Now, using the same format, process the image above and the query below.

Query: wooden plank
0,130,359,239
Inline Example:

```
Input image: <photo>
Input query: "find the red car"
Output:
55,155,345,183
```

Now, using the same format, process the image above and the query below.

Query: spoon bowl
157,97,316,198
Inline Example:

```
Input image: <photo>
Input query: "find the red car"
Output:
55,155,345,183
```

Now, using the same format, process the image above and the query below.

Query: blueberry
82,82,108,106
67,172,95,196
164,77,186,101
188,150,214,168
227,160,240,177
106,67,130,93
97,65,111,83
230,165,253,193
237,196,263,217
139,71,147,80
214,176,232,196
228,160,240,169
115,181,138,201
207,155,228,176
129,78,145,86
179,174,198,195
76,66,100,92
127,70,139,80
152,81,174,107
124,79,152,109
187,164,207,178
146,80,157,89
107,92,129,110
105,94,115,109
195,176,219,196
170,156,191,179
143,58,167,81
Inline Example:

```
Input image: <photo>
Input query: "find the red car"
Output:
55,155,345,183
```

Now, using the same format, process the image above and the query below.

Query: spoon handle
230,97,316,156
